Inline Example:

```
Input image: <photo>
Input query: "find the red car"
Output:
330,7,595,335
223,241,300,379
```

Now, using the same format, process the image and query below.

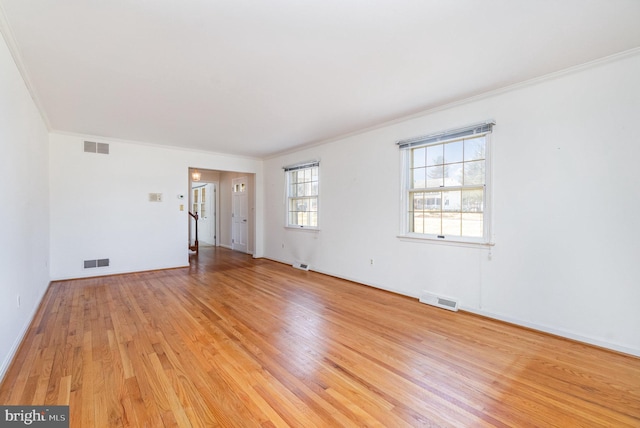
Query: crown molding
0,3,51,130
265,47,640,160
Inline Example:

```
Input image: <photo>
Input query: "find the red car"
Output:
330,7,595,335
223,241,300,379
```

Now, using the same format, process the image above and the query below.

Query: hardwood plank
1,247,638,427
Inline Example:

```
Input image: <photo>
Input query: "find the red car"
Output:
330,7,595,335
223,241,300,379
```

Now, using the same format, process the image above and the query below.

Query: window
285,162,319,229
399,122,494,243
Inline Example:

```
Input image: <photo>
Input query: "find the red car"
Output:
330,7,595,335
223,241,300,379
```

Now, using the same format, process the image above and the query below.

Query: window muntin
286,164,319,228
406,135,488,241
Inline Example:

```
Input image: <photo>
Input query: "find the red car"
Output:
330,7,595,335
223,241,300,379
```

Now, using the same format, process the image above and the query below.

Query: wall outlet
370,258,374,265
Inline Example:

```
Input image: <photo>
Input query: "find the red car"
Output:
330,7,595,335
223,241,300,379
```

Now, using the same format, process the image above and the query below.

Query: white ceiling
1,1,639,158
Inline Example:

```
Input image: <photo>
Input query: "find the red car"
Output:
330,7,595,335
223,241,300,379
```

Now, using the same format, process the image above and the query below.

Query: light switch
180,204,184,211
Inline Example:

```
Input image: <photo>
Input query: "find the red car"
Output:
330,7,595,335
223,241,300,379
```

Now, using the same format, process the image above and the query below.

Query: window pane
444,140,463,164
311,167,318,181
464,137,485,161
427,145,444,166
462,213,483,237
412,212,424,233
444,163,463,186
426,166,444,187
442,212,461,236
411,192,424,211
462,189,483,213
424,212,441,235
413,147,426,168
442,190,461,212
424,191,441,211
464,160,485,185
289,212,298,225
297,183,305,195
412,168,426,188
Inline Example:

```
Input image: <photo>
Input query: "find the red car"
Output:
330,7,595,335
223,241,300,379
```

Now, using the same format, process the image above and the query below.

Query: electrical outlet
370,259,374,265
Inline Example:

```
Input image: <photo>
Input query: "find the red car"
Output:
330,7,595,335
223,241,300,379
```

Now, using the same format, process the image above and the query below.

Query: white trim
0,3,51,130
460,306,640,358
285,226,320,233
397,234,494,248
264,47,640,160
51,130,263,161
0,282,50,383
261,255,640,357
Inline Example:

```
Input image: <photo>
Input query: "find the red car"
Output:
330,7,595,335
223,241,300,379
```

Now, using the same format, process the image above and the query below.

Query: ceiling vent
84,141,109,154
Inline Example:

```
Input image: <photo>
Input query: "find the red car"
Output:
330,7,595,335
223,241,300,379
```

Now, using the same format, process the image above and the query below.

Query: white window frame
398,122,494,245
284,161,319,230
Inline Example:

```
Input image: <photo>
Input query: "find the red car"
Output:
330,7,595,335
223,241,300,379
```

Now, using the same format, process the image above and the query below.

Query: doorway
188,168,255,255
191,182,217,247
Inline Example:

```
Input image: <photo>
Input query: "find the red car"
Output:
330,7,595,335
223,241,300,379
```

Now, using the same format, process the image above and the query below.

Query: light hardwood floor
1,247,639,427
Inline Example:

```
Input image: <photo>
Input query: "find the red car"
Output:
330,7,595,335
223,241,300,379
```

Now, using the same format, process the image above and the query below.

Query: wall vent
84,141,109,154
419,291,459,312
84,258,110,269
292,261,310,271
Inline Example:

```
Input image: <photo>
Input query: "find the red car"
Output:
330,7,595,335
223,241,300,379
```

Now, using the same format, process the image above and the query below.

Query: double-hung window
284,161,319,229
398,122,494,243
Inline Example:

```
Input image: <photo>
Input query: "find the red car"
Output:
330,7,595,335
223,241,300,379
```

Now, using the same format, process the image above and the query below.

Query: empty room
1,1,639,426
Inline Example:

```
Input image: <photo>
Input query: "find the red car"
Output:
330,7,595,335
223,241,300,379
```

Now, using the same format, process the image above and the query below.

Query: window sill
397,234,494,248
285,226,320,233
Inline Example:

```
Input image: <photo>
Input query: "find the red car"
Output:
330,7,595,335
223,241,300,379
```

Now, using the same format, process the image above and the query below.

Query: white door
198,183,216,246
191,183,217,246
231,177,248,253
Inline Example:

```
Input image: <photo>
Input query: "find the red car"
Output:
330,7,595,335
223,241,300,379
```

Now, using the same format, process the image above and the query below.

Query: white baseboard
260,256,639,357
459,306,640,358
0,283,50,383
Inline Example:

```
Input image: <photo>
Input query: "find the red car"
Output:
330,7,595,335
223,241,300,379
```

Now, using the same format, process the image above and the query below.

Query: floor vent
292,261,310,271
84,141,109,154
84,258,110,269
419,291,459,312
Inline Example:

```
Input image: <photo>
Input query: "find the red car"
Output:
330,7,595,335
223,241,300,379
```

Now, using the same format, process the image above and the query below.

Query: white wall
50,133,263,279
264,51,640,356
0,33,50,379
